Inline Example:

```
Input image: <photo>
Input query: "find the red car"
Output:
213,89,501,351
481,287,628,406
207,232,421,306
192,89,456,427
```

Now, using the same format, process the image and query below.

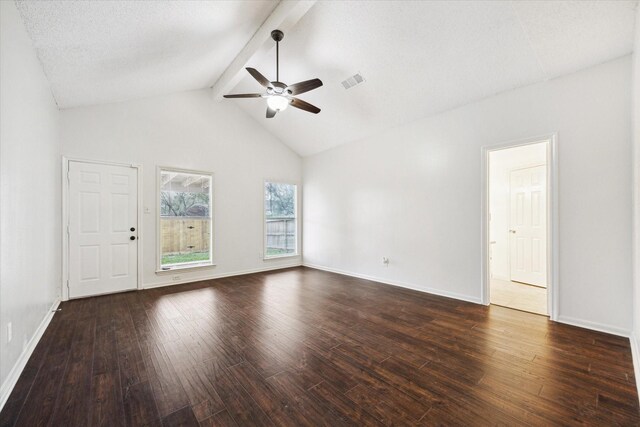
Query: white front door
509,165,547,287
68,161,138,298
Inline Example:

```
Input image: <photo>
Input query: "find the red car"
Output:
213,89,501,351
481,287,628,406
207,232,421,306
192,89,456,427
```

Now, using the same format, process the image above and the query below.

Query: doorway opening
483,137,556,317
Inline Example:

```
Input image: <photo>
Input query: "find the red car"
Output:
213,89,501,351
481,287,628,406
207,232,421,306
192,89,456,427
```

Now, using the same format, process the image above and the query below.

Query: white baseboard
0,298,61,412
630,333,640,402
303,263,482,305
143,262,302,289
556,315,631,337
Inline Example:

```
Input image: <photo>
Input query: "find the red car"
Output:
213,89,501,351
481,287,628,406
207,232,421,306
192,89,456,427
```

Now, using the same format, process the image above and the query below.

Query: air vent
341,73,365,89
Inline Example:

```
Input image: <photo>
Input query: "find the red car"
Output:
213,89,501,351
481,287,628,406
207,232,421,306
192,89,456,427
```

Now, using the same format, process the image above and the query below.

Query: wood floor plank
12,350,71,426
116,317,150,389
47,330,95,426
175,360,226,421
207,364,274,427
139,340,191,418
198,410,238,427
122,380,161,426
91,371,126,427
93,324,119,376
161,406,199,427
227,361,307,426
1,266,638,426
306,382,382,426
266,371,347,426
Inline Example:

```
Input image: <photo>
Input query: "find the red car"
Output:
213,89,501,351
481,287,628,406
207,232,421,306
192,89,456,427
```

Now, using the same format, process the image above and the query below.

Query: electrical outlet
382,257,390,267
172,275,181,281
7,322,12,343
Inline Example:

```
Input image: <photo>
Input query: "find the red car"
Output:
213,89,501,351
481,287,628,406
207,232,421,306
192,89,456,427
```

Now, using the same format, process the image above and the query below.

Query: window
158,168,213,270
264,182,297,258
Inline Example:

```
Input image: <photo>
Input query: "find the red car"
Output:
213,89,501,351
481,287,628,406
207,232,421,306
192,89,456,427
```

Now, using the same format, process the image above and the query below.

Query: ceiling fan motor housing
267,81,288,94
271,29,284,42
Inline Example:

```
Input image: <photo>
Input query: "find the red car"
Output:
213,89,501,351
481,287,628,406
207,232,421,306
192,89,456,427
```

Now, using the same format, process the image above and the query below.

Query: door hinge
67,170,70,182
66,224,70,235
66,280,70,289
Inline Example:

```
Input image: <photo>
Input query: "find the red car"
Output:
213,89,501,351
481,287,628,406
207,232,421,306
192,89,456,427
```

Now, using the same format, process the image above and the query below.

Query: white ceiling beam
181,175,203,187
210,0,316,101
161,173,177,186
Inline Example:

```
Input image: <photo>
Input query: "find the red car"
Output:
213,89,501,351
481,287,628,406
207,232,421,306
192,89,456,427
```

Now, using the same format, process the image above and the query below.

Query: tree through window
159,169,213,269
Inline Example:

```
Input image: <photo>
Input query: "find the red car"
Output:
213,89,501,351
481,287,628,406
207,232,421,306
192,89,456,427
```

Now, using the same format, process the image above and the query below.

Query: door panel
79,245,100,280
111,193,129,231
509,165,547,287
79,192,100,232
69,161,138,298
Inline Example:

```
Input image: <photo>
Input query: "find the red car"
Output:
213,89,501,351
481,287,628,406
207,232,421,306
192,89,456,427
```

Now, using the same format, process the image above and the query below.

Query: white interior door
509,165,547,287
68,161,138,298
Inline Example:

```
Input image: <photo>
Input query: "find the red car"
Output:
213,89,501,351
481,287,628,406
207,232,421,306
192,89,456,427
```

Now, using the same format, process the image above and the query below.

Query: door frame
480,134,558,320
61,157,143,301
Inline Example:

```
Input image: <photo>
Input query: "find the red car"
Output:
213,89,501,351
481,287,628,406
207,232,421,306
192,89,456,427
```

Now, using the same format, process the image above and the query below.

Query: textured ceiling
15,0,639,156
230,0,638,156
15,0,278,108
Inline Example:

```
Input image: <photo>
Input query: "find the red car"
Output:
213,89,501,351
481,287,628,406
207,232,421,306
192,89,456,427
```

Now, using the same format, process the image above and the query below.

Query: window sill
263,254,300,261
156,263,216,274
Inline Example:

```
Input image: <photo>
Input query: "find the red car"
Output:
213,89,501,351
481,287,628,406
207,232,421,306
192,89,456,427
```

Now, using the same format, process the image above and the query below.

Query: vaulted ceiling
16,0,639,156
15,1,278,107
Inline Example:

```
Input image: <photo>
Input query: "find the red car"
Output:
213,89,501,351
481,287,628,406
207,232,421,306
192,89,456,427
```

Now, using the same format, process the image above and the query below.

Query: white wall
489,142,547,281
0,1,61,395
632,5,640,361
304,56,633,335
61,89,302,289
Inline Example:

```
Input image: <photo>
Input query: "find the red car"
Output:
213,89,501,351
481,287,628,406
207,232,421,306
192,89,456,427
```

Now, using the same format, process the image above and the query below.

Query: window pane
160,170,212,269
265,182,296,257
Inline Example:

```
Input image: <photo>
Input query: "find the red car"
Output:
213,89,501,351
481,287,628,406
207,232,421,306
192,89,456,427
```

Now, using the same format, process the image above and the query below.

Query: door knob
509,229,516,234
130,236,136,240
130,227,136,232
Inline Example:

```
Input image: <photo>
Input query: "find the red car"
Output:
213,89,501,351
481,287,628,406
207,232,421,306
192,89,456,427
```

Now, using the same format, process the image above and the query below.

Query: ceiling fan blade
287,78,323,95
223,93,262,98
246,67,272,88
290,97,321,114
266,107,277,118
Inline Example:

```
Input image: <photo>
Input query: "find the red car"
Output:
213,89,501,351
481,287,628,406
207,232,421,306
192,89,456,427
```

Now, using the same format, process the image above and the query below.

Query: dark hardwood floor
2,266,639,426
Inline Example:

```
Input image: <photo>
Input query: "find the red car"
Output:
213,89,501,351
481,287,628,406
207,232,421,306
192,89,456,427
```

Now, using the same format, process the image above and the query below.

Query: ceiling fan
223,29,323,118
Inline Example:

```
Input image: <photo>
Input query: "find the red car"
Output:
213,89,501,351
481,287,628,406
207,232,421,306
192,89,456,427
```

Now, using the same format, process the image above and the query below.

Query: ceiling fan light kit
223,29,323,118
267,95,289,111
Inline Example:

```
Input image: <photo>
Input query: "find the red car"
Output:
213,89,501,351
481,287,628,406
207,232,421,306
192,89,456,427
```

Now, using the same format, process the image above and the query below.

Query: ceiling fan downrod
271,29,284,82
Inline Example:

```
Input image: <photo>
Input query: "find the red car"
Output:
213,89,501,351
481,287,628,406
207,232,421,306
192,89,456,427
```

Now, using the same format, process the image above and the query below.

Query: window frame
263,180,299,260
156,166,215,273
